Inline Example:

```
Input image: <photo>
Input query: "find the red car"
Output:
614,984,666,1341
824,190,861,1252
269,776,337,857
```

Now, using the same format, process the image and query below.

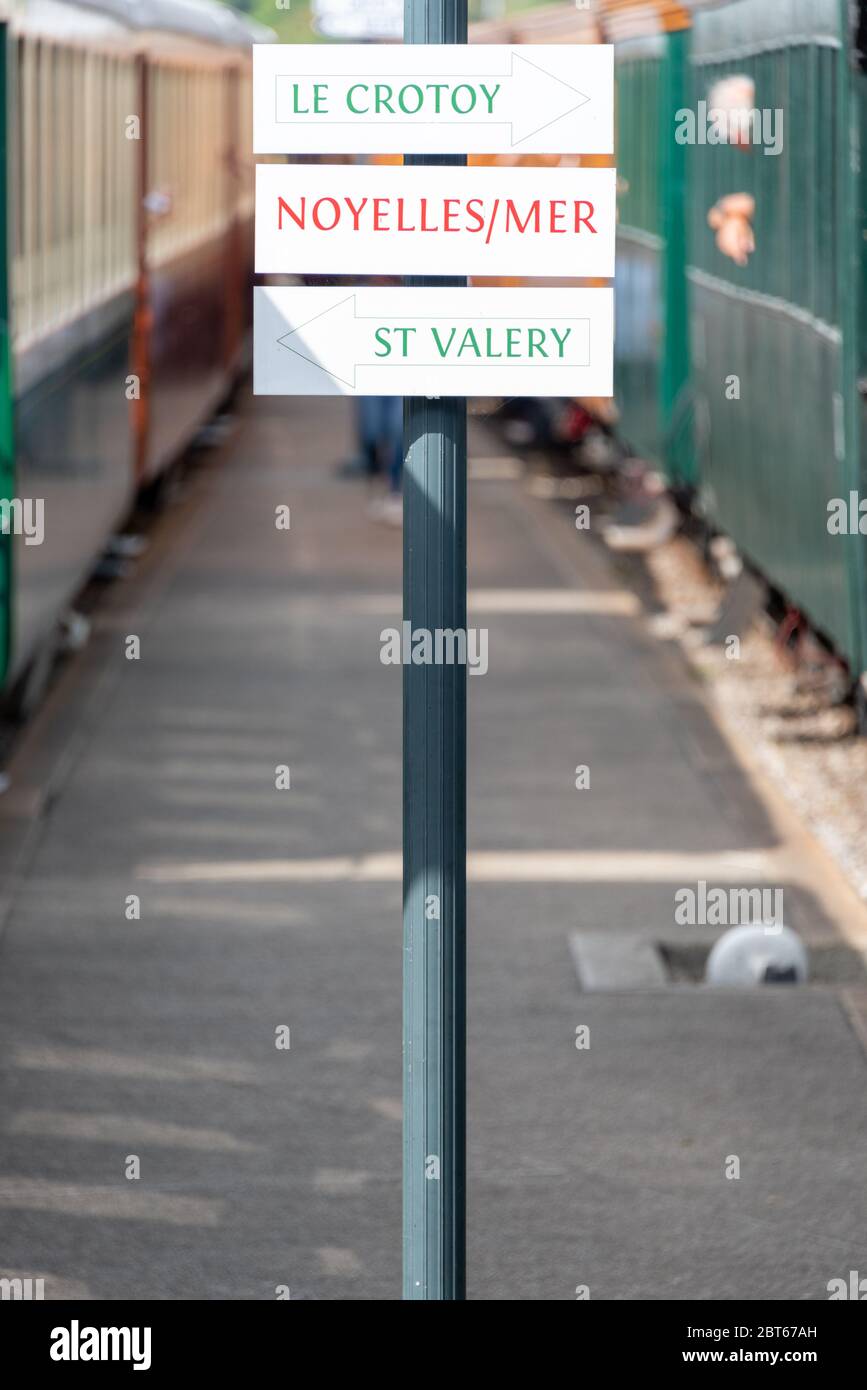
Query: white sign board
254,286,614,398
311,0,402,41
253,44,614,155
254,163,616,278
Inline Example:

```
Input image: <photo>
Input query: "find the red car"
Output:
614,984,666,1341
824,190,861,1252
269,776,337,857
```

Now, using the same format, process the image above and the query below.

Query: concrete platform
0,391,865,1301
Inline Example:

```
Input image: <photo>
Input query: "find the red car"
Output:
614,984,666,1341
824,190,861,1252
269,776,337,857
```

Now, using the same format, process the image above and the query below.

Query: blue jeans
358,397,403,493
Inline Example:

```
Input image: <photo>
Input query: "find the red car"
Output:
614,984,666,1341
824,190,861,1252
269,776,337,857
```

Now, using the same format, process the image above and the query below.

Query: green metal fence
686,0,865,675
614,27,693,487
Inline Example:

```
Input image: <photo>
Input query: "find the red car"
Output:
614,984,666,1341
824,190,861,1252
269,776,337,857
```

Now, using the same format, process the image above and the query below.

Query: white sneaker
368,495,403,527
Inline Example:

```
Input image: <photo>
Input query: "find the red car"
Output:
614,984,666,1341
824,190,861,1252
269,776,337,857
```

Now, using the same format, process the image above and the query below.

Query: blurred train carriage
475,0,867,716
0,0,270,710
606,2,692,492
685,0,865,702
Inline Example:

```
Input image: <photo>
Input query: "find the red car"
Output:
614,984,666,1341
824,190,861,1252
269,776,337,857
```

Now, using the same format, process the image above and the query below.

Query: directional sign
254,163,616,278
253,44,614,155
253,286,614,397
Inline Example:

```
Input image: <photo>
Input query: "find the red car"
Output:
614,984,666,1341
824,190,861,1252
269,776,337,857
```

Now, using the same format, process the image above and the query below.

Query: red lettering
575,200,597,233
373,198,389,231
443,198,460,232
549,200,567,233
505,200,540,235
397,198,416,233
277,196,305,231
312,197,340,231
345,196,368,231
466,199,485,233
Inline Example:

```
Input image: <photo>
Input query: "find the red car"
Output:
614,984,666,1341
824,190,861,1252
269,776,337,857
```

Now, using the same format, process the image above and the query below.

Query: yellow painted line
468,589,641,615
138,848,782,886
0,1179,221,1227
317,1247,363,1277
313,1170,370,1196
343,588,641,616
369,1097,402,1123
13,1044,255,1085
468,455,523,480
7,1110,255,1153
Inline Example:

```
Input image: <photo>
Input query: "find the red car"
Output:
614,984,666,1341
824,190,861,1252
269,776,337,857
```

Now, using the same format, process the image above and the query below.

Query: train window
238,69,254,220
12,36,35,342
146,61,234,270
12,37,137,351
11,41,255,341
690,43,839,331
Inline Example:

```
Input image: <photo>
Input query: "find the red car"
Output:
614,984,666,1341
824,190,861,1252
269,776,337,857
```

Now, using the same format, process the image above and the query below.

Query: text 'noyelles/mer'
276,194,599,239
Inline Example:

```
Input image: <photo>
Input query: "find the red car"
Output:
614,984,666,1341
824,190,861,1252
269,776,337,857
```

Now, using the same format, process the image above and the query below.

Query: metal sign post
402,0,467,1302
250,10,616,1301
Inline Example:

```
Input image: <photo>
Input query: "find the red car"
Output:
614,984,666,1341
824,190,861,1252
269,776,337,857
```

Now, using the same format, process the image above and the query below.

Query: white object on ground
706,924,808,986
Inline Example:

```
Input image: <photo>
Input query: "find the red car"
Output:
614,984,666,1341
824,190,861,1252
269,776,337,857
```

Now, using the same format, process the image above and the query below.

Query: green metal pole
402,0,468,1302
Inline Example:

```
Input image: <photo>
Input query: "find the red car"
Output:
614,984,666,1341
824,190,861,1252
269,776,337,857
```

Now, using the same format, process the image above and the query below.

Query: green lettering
451,84,477,115
399,84,424,115
485,328,503,359
375,83,396,114
480,83,501,115
550,327,572,358
431,327,457,358
346,84,368,114
424,83,449,113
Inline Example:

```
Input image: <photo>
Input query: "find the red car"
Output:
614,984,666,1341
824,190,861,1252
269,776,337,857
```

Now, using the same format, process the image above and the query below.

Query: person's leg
366,396,404,525
357,397,381,477
383,396,404,494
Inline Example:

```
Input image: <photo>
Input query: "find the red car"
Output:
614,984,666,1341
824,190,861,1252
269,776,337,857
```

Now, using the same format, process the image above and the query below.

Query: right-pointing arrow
256,43,612,156
508,52,590,147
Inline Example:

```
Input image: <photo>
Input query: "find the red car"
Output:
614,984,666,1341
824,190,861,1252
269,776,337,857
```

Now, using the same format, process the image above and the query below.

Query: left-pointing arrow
256,287,615,399
276,294,360,389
